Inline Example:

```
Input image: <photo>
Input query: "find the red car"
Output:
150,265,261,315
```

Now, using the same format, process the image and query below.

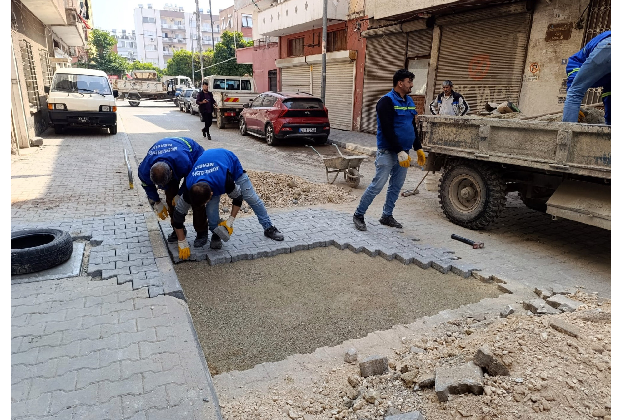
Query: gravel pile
219,291,611,420
219,170,356,216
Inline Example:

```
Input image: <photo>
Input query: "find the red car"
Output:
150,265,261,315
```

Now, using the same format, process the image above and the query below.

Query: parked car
239,92,330,146
178,88,197,112
188,90,214,122
173,86,190,106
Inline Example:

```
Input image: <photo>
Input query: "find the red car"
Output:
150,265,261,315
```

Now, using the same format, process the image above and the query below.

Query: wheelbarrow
307,144,365,188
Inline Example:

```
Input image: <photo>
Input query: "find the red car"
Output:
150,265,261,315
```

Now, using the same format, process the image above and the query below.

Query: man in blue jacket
563,31,611,125
170,148,284,260
137,137,208,246
352,69,426,231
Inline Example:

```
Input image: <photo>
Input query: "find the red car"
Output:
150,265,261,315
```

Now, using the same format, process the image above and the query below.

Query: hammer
451,234,484,249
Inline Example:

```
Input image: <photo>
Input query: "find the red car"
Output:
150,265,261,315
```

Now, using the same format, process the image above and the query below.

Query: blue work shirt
185,148,245,197
376,89,420,153
138,137,205,202
566,30,611,91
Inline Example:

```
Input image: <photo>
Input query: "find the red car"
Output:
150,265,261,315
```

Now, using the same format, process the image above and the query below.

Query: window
268,69,277,92
163,33,168,38
176,20,183,25
144,30,156,37
142,17,156,23
251,95,264,107
406,57,430,95
288,37,304,57
145,45,156,51
240,80,252,91
19,40,40,109
51,74,112,95
327,29,346,52
241,14,252,28
283,98,324,109
262,95,276,107
118,41,125,48
39,49,53,87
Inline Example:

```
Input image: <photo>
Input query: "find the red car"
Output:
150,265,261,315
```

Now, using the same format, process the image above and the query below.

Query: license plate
78,117,88,123
299,128,316,133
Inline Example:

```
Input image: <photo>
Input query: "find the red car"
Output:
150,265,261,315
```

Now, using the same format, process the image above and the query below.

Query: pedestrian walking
196,81,217,139
137,137,210,247
430,80,469,116
562,31,611,125
352,69,426,231
171,148,284,260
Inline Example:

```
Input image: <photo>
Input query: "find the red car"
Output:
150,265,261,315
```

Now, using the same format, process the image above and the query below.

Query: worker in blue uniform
563,31,611,125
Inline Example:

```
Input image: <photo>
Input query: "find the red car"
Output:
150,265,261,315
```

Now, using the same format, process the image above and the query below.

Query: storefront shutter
280,65,311,94
434,12,531,114
311,61,355,130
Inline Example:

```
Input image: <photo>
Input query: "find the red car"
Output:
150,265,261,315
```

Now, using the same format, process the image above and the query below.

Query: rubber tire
265,123,278,146
216,111,225,129
54,125,64,134
190,105,195,115
11,229,73,275
129,101,139,107
439,160,506,230
345,168,361,188
179,103,184,112
185,103,191,113
109,125,117,135
239,116,248,136
314,135,328,145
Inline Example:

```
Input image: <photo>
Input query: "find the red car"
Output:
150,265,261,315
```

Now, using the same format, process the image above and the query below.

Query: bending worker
137,137,209,247
171,148,284,260
563,30,611,125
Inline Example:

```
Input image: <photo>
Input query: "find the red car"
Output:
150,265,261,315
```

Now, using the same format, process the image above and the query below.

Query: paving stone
546,295,585,313
435,361,484,402
550,319,581,338
359,355,389,377
522,299,560,315
534,287,554,299
121,385,169,418
49,383,98,415
473,345,510,376
72,396,123,420
385,412,426,420
98,374,144,401
500,305,515,318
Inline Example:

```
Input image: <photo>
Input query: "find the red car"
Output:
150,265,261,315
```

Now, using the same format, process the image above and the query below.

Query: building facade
134,3,221,69
111,29,138,62
11,0,91,152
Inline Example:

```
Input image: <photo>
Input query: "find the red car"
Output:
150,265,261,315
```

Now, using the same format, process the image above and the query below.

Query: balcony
257,0,347,37
162,23,170,29
163,37,174,43
50,2,87,46
20,0,67,25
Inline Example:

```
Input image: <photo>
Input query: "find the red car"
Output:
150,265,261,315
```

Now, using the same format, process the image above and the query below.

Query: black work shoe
353,214,367,231
167,227,187,243
207,134,212,140
264,226,284,241
194,232,208,248
210,233,222,249
379,215,403,228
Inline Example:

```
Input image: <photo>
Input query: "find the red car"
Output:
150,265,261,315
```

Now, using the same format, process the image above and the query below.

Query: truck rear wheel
439,160,506,230
216,111,225,129
129,101,140,107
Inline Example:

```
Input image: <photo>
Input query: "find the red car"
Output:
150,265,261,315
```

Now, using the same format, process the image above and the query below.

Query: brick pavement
11,115,222,419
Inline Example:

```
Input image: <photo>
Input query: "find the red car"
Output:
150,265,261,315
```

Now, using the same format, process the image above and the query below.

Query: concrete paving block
550,284,578,296
523,299,560,315
550,319,581,338
359,355,389,377
395,252,415,265
385,411,425,420
206,251,232,266
435,361,484,402
534,287,554,299
473,345,510,376
431,259,453,274
546,294,585,313
411,253,433,269
347,242,365,253
378,249,398,261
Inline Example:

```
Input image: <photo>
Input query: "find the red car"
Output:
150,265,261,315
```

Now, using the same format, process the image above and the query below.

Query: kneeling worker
171,148,284,260
138,137,209,247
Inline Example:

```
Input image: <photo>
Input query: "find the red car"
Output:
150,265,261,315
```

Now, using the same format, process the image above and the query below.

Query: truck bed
419,115,611,180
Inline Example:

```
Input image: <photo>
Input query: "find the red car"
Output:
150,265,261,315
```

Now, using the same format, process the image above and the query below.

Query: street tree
210,31,253,76
129,61,166,78
76,29,128,76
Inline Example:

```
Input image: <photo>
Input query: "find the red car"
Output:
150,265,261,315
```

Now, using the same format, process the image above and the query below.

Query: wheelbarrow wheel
345,168,361,188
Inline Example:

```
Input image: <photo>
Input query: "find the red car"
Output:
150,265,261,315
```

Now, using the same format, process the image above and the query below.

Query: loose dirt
175,247,501,375
216,291,611,420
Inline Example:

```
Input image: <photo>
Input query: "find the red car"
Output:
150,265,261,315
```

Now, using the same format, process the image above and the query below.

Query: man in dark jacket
138,137,209,247
171,148,284,260
352,69,426,231
430,81,469,116
196,81,217,139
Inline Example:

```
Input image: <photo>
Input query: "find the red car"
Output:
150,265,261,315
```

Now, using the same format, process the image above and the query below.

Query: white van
46,68,119,134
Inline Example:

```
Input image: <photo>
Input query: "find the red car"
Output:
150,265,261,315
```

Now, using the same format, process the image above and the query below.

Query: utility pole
191,14,195,87
209,0,215,55
321,0,327,103
195,0,204,82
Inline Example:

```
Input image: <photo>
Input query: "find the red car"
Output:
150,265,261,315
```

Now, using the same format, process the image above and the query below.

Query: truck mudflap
545,180,611,230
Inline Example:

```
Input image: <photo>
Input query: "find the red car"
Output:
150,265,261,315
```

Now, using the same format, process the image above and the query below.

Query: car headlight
48,103,67,110
100,105,111,112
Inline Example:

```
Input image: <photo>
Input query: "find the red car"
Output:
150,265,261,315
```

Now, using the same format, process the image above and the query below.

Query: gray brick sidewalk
11,116,222,419
328,129,377,156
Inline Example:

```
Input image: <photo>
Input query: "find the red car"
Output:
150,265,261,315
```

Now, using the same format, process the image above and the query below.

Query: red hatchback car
239,92,330,146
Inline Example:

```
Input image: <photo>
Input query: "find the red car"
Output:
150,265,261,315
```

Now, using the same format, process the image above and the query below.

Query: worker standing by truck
196,81,217,139
430,80,470,116
563,31,611,125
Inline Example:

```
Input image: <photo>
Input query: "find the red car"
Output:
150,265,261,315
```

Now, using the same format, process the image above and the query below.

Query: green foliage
129,61,166,78
80,29,129,77
210,31,253,76
165,50,215,86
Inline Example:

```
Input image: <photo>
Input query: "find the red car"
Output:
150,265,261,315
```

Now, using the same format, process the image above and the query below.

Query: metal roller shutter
434,12,531,114
311,61,355,130
407,29,433,58
281,65,311,94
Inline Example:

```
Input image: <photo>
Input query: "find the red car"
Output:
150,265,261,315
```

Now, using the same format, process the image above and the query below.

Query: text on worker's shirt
192,162,219,177
148,144,177,155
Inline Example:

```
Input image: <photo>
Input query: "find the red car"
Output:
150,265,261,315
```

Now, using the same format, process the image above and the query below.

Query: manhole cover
176,247,501,374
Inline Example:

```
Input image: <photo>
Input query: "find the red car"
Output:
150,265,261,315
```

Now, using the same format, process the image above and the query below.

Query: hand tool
401,172,430,197
451,234,484,249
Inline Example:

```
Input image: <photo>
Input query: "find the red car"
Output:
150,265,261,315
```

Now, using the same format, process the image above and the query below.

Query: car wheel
239,117,248,136
11,229,73,275
54,125,64,135
109,125,118,135
216,111,225,129
190,106,195,115
265,124,278,146
185,104,191,113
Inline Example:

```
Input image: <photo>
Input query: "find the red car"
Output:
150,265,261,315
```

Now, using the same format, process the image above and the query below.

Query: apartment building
111,29,138,62
219,4,253,42
134,3,221,69
11,0,92,151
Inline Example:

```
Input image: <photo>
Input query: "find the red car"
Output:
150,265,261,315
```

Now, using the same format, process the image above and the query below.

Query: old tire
129,101,139,107
439,160,506,230
265,123,278,146
239,117,248,136
11,229,73,275
216,111,226,129
345,168,361,188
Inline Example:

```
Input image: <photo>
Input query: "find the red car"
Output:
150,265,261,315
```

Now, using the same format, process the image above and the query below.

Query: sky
91,0,234,32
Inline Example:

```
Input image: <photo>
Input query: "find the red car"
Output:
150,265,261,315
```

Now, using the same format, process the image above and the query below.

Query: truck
419,115,611,230
204,75,257,129
112,71,192,106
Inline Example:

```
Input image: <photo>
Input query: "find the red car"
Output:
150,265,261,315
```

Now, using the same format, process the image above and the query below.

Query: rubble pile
479,101,606,124
219,291,611,420
218,170,356,216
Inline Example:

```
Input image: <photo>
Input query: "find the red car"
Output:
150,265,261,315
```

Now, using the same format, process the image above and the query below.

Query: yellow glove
172,195,181,207
178,239,190,260
416,149,426,167
578,110,585,123
397,151,411,168
153,201,169,220
218,216,235,236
